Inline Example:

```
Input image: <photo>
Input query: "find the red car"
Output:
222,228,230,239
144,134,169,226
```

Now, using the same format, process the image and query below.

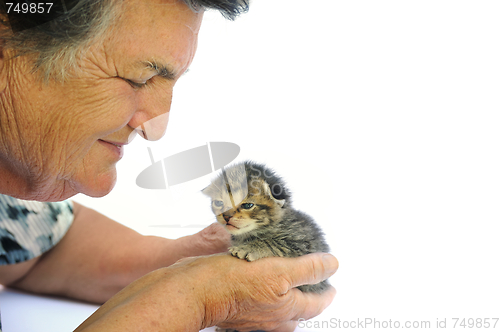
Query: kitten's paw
229,246,248,260
229,246,258,261
245,252,260,262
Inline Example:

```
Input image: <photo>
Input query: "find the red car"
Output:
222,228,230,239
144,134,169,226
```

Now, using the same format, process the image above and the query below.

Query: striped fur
203,161,330,294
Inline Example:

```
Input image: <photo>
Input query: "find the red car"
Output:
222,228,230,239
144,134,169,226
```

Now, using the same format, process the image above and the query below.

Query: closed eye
125,79,148,89
118,77,148,89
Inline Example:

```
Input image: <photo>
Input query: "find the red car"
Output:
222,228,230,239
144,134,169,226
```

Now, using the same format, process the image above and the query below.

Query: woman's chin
71,168,118,198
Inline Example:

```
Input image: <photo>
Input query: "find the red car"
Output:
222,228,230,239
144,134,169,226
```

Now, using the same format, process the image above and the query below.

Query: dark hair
0,0,249,80
182,0,249,20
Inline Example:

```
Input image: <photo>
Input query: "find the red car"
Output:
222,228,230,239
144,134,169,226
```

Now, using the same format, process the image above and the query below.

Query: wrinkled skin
74,252,338,332
0,0,201,201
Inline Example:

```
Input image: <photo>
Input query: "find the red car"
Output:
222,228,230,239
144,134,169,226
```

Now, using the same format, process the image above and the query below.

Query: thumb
281,253,339,289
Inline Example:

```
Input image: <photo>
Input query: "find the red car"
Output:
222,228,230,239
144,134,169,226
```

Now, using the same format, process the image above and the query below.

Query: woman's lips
98,139,125,159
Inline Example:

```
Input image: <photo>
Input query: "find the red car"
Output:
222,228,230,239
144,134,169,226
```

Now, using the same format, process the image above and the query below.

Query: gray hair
0,0,249,81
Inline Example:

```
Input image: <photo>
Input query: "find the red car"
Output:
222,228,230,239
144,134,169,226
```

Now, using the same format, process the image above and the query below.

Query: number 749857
6,2,54,14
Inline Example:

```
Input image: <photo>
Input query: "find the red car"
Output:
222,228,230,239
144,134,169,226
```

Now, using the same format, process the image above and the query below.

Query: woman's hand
75,252,338,331
192,253,338,331
176,222,232,256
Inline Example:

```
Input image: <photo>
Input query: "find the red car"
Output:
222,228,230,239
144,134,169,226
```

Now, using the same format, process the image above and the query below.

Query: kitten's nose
223,214,232,222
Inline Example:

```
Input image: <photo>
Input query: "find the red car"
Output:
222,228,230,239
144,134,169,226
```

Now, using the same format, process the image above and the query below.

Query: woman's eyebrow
140,60,177,80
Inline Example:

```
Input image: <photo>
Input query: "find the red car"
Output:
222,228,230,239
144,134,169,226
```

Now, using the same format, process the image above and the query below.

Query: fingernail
322,254,339,275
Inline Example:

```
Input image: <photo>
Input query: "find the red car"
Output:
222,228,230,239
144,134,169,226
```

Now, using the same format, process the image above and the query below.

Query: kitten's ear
263,181,285,208
201,183,213,197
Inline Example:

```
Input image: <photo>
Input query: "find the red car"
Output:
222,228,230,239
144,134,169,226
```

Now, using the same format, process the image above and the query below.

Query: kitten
202,161,330,294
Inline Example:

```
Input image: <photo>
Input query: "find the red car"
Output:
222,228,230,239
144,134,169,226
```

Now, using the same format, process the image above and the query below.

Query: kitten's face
203,167,285,236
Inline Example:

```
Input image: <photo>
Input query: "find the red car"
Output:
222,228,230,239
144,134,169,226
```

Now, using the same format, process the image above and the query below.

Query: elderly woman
0,0,338,331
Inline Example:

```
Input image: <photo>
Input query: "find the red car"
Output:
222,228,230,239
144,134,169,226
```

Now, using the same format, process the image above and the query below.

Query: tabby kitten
202,161,330,294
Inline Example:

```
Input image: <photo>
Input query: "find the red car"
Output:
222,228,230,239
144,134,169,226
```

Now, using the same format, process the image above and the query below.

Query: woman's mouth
98,139,125,159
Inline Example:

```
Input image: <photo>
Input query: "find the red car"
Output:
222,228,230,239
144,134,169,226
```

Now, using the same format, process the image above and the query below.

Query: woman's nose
135,112,170,141
127,87,173,142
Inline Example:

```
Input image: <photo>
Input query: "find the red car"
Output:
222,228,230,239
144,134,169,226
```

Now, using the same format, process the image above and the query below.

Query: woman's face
0,0,203,201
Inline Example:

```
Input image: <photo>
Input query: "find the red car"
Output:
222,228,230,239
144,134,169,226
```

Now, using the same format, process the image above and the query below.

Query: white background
76,0,500,330
3,1,499,331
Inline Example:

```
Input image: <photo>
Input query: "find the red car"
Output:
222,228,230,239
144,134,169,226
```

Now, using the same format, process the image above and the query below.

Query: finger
274,253,339,290
171,255,198,266
197,223,231,253
201,222,229,239
288,286,337,321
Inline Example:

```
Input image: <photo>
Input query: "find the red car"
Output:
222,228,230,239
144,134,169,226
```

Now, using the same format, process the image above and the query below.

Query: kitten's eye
212,200,224,208
241,203,254,209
